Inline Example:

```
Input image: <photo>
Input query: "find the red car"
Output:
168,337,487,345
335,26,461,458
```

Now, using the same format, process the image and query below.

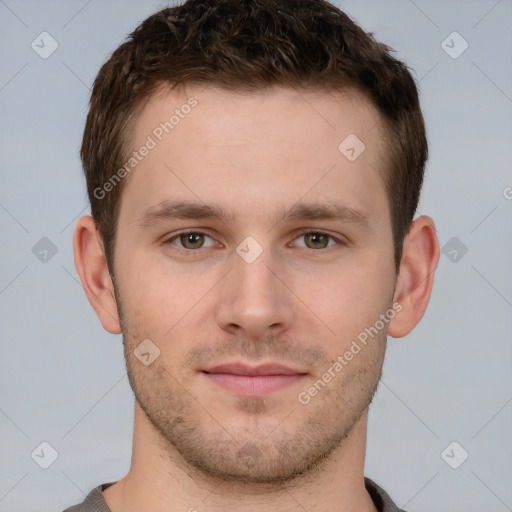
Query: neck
103,403,377,512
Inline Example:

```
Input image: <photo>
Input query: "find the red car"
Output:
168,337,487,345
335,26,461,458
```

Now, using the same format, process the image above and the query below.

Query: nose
215,244,295,340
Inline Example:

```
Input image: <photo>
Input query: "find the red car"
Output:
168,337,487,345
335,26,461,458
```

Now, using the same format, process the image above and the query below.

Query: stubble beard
114,283,386,487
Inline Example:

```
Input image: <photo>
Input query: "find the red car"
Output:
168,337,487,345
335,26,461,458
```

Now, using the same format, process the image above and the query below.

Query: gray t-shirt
62,477,406,512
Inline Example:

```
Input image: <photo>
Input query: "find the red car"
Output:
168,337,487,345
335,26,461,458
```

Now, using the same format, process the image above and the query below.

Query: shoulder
62,482,115,512
365,476,407,512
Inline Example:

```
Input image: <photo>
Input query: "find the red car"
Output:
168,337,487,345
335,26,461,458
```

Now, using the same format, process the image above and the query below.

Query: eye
292,231,340,250
164,230,216,250
163,229,343,253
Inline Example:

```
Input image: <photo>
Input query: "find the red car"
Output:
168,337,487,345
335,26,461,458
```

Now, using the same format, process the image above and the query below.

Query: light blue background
1,1,511,511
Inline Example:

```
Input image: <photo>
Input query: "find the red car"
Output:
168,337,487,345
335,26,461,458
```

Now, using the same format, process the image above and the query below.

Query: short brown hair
81,0,427,274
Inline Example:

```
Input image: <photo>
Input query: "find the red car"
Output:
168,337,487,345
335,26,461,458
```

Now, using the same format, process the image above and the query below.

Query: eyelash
163,229,345,253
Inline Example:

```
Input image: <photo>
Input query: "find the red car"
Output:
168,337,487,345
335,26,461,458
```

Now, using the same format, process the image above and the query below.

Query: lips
204,363,306,376
202,362,307,396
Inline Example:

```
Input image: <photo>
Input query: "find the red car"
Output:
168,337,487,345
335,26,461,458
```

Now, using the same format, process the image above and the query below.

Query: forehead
119,84,390,225
135,83,386,146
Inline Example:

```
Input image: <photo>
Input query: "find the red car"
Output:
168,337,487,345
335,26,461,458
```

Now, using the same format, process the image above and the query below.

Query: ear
73,215,122,334
388,215,440,338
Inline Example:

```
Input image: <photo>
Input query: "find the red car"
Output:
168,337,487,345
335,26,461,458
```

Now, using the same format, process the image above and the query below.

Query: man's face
111,85,397,483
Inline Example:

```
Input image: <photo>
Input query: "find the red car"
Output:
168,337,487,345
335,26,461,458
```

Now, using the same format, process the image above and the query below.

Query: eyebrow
137,199,371,228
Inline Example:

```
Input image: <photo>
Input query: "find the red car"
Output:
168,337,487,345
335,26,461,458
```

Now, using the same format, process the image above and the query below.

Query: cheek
117,250,216,340
116,223,395,347
294,256,395,345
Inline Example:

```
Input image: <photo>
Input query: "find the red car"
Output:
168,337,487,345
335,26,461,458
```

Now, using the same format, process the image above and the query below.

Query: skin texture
74,84,440,512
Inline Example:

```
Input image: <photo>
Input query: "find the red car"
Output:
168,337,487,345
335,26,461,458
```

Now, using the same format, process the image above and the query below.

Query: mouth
201,362,308,397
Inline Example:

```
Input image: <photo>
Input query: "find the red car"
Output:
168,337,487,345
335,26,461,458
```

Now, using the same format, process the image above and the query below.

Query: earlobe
73,215,122,334
388,215,440,338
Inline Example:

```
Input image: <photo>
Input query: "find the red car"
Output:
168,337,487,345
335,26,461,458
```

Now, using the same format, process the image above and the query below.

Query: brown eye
303,233,330,249
165,231,216,250
293,232,338,250
179,232,205,249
